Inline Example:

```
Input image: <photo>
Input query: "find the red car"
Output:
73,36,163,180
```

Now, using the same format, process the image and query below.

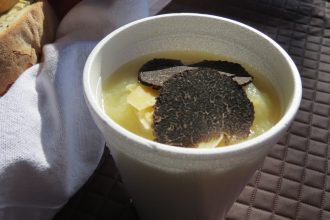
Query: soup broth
102,51,281,147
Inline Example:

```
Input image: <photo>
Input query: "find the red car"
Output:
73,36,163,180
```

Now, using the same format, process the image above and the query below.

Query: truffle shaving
190,60,253,85
139,58,183,72
153,68,254,147
139,66,197,89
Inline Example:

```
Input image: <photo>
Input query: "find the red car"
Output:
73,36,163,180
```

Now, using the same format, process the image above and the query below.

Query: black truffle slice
139,58,184,72
190,60,253,85
138,66,197,89
153,68,254,148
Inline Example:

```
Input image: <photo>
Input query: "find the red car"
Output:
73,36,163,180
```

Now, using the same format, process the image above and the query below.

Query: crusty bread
0,0,19,13
0,0,57,95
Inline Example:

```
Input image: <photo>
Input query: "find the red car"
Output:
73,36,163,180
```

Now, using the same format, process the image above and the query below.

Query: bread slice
0,0,57,95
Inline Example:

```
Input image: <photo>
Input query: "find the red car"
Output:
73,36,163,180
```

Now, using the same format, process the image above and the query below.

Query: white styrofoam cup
83,13,302,220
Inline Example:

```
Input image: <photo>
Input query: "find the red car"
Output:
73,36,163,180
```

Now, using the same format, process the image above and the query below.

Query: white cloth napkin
0,0,152,219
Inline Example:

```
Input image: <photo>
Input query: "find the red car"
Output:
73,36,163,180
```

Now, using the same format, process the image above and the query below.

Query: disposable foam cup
83,13,302,220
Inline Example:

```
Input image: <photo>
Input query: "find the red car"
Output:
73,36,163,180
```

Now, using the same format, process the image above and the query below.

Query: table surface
54,0,330,219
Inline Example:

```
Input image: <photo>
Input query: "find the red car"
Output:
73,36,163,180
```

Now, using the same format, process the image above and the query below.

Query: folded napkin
0,0,151,219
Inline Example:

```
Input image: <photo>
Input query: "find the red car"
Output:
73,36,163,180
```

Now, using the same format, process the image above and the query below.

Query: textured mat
54,0,330,219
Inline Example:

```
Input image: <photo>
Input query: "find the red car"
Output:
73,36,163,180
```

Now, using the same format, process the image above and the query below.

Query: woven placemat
54,0,330,219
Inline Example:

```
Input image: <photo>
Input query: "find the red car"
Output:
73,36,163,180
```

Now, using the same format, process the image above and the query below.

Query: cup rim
83,13,302,157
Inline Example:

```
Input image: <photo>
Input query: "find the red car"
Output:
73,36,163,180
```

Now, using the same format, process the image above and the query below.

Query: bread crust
0,0,57,95
0,0,19,13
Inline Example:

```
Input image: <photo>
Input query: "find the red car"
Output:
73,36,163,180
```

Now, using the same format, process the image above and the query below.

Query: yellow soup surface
102,51,281,148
